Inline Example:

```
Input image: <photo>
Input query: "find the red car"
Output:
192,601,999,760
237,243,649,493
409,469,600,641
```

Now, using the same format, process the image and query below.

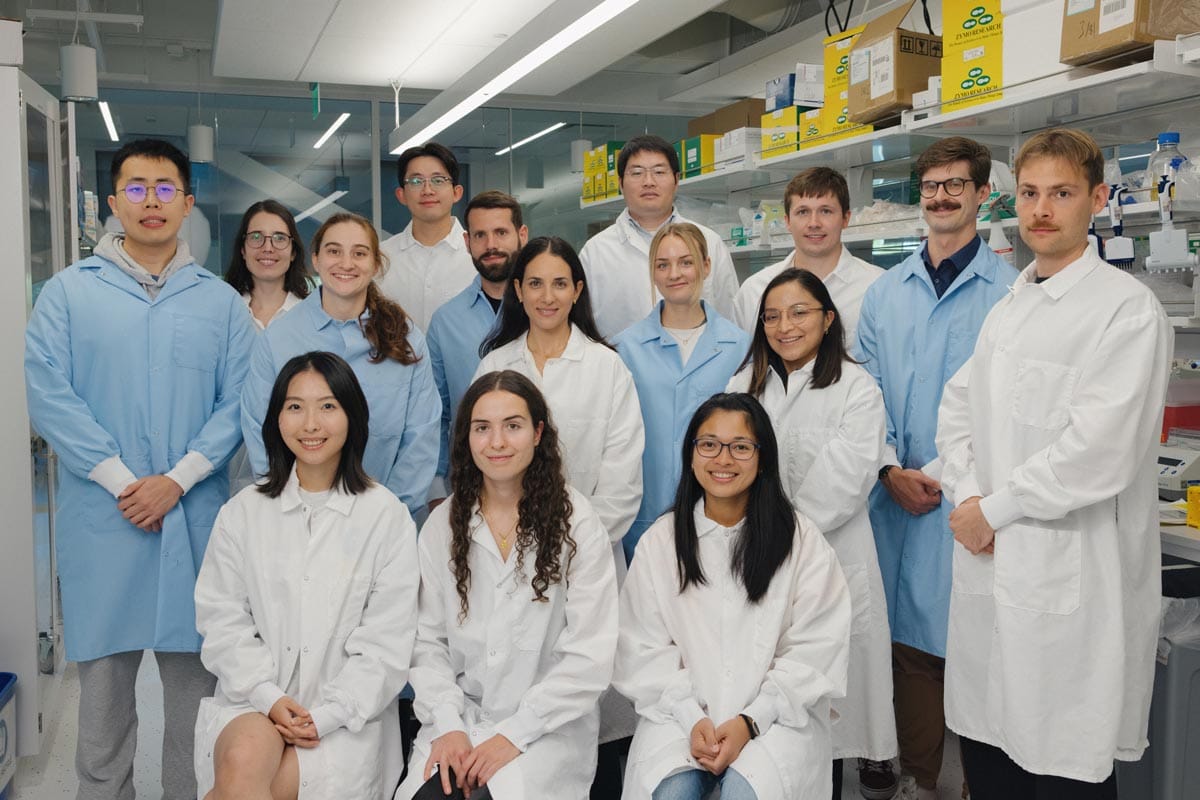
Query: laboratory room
2,0,1200,799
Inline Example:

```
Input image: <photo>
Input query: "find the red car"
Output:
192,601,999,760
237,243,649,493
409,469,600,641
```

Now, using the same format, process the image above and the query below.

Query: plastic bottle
1149,132,1189,200
988,219,1015,266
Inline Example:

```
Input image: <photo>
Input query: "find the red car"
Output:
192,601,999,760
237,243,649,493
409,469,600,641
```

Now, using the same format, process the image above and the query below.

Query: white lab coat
395,487,618,800
377,219,477,332
729,362,897,761
935,250,1173,781
731,247,884,341
194,473,419,800
475,324,645,580
614,504,851,800
579,208,740,339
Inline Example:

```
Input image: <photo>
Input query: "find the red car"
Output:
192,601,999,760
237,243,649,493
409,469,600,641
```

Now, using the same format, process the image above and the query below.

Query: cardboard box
799,108,826,148
847,0,943,124
1060,0,1200,65
942,0,1004,112
766,73,796,111
682,134,719,177
687,98,768,137
760,107,803,160
603,141,623,197
581,147,598,201
794,63,826,106
824,90,875,143
824,25,867,107
714,127,762,169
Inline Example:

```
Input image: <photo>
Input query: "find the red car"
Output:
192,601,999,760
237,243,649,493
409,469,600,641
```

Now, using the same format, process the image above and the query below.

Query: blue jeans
652,768,758,800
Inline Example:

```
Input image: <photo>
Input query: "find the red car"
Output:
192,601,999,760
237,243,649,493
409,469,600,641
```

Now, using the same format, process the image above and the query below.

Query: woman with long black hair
397,370,617,800
614,392,851,800
195,351,418,799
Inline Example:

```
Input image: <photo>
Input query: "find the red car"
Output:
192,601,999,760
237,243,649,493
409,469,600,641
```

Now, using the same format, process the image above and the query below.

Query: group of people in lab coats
23,126,1170,800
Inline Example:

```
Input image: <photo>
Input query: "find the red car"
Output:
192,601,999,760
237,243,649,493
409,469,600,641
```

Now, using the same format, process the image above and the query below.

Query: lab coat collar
467,504,519,575
900,235,999,300
824,247,862,287
1015,249,1102,300
303,289,369,331
634,301,741,347
466,275,501,313
693,499,743,539
83,255,208,305
278,466,357,517
389,218,467,253
615,207,682,249
509,323,589,366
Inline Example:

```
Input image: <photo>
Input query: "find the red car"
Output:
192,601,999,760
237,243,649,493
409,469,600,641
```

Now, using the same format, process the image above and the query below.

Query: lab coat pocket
952,540,993,597
993,522,1081,615
515,586,558,654
841,563,874,638
786,427,833,494
1011,358,1081,431
172,313,221,372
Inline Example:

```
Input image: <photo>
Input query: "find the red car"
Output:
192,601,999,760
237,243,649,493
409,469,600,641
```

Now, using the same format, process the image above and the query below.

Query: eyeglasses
119,182,181,204
693,437,760,461
761,305,824,327
918,178,975,198
244,231,293,249
625,167,673,181
403,175,453,189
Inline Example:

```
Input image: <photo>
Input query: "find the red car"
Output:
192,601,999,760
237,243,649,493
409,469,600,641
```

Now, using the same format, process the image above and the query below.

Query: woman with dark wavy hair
397,370,618,800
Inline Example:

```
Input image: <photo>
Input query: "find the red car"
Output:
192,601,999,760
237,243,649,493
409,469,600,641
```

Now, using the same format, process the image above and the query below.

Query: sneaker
896,775,938,800
858,758,898,800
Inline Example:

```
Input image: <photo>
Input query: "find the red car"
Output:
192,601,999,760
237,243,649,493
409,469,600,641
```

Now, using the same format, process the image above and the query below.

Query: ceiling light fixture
313,112,351,149
98,101,119,142
295,190,348,222
391,0,639,154
495,121,567,156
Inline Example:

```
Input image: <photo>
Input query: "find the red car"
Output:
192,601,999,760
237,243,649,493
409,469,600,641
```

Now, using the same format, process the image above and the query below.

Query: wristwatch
878,465,896,482
739,713,759,739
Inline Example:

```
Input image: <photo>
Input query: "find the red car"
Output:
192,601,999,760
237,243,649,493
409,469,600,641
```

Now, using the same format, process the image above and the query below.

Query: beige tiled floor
13,660,966,799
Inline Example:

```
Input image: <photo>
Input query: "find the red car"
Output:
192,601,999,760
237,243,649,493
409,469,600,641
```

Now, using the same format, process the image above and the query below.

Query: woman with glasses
396,370,617,800
224,200,311,330
614,392,851,800
728,268,897,798
614,222,749,562
195,351,419,800
241,212,440,518
475,236,644,580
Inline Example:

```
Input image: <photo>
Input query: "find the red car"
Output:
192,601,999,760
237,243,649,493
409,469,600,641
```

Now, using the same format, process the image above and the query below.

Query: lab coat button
304,575,310,582
302,646,310,654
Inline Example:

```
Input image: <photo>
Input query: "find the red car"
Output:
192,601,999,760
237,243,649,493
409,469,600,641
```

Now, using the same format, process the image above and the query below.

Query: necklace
482,504,520,550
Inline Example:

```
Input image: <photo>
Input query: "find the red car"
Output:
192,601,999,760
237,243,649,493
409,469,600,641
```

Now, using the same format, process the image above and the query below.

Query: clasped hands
690,716,752,775
425,730,519,797
117,474,183,533
269,696,320,749
882,468,942,516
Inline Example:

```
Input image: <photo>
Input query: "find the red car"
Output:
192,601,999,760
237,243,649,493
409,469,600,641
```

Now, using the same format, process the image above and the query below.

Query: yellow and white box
760,107,803,160
941,0,1004,112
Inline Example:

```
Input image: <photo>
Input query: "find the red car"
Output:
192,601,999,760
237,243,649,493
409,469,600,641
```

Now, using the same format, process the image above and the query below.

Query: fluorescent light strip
295,190,348,222
495,121,567,156
98,101,119,142
392,0,639,154
313,112,351,150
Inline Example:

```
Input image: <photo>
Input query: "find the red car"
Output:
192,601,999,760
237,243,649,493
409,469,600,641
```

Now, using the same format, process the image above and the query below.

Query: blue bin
0,672,15,800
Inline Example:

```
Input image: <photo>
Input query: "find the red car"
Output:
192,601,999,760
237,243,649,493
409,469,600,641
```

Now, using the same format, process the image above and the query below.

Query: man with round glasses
854,136,1018,800
24,138,254,800
377,141,476,332
580,134,740,339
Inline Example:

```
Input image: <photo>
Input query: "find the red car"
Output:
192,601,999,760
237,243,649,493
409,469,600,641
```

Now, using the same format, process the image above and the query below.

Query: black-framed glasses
245,231,293,249
119,182,181,204
693,437,760,461
919,178,975,198
761,305,824,327
403,175,453,189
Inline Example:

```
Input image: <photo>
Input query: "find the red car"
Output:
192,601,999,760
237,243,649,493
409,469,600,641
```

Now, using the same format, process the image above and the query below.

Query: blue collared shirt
240,290,440,516
427,275,502,478
921,235,983,299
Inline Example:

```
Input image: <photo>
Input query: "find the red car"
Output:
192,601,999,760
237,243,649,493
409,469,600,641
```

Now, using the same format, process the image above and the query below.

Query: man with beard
426,190,528,497
854,137,1018,800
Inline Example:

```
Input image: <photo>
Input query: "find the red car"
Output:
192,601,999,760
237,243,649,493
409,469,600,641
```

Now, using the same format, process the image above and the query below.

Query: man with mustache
854,137,1018,800
427,190,528,495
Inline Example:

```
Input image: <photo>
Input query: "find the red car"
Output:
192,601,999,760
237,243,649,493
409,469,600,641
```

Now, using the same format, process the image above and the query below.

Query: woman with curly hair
240,212,440,516
396,370,618,800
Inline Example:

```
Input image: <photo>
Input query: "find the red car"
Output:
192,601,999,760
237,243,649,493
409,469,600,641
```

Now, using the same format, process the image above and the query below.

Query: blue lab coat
241,290,440,515
427,275,499,479
24,257,254,661
614,301,750,560
854,242,1017,656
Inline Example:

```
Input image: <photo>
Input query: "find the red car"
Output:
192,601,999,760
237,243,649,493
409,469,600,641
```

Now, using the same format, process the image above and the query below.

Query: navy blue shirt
921,234,983,298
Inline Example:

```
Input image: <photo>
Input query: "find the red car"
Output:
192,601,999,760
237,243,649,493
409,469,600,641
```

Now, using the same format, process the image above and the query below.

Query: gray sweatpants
75,650,216,800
